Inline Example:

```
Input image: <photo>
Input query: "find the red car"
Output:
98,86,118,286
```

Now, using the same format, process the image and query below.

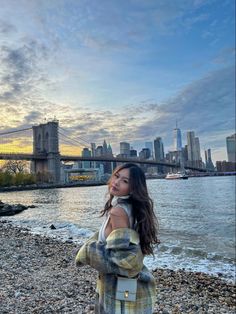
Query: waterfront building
187,131,202,168
64,168,102,183
103,140,112,174
90,143,96,168
139,148,151,160
139,148,151,173
187,131,196,161
91,143,96,156
167,150,183,164
103,140,108,155
145,142,153,158
95,145,103,156
94,145,103,171
195,137,201,161
120,142,130,157
205,149,215,171
226,133,236,162
182,145,188,163
82,148,91,169
93,141,112,174
154,137,164,160
154,137,165,173
216,161,236,172
173,123,182,151
107,143,113,156
130,149,137,157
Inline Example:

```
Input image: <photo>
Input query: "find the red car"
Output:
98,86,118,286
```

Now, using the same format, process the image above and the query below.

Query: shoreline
0,173,235,193
0,222,235,314
0,181,106,193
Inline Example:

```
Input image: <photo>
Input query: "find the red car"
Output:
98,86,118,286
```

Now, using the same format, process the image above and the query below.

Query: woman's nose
114,178,120,185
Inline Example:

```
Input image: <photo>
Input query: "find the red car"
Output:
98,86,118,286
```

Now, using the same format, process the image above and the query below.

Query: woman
75,163,159,313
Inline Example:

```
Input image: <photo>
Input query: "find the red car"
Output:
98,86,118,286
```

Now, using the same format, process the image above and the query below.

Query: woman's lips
111,186,118,192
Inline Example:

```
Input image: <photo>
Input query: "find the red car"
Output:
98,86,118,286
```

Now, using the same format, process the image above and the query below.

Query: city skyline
0,0,235,164
84,128,234,164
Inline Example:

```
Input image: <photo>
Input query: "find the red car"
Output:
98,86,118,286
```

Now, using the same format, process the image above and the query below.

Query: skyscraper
95,146,103,156
82,147,91,168
145,142,153,157
107,143,113,156
205,148,214,170
139,148,151,159
194,137,201,161
154,137,164,160
187,131,196,161
226,134,236,162
120,142,130,157
90,143,96,157
103,140,108,155
154,137,164,173
90,143,96,168
173,123,182,151
187,131,202,167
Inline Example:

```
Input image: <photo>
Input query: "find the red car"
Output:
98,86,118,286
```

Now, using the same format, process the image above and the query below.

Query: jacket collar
111,195,130,206
106,228,140,249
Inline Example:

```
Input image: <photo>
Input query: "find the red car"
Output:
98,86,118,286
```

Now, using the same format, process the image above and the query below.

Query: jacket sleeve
75,230,143,278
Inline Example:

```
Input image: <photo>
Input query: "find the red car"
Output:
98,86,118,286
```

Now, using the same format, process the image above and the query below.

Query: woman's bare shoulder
110,206,129,229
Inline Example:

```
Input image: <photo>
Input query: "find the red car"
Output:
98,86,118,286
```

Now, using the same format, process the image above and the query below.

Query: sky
0,0,235,162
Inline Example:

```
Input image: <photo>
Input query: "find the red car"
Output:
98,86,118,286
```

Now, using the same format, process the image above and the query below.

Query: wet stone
0,221,235,314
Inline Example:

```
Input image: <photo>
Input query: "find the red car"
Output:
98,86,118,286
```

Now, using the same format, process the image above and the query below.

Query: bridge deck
0,153,210,172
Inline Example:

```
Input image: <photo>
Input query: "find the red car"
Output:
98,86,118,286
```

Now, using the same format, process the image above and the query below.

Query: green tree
0,171,13,187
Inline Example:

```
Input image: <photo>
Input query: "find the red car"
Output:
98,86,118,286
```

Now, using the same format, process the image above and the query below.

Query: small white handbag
115,276,137,302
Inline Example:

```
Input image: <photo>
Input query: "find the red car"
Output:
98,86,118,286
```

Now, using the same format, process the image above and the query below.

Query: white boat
165,171,188,180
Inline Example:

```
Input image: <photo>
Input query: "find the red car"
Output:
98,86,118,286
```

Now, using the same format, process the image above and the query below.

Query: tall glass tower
187,131,196,161
173,122,182,151
154,137,164,160
226,133,236,162
145,142,153,158
120,142,130,157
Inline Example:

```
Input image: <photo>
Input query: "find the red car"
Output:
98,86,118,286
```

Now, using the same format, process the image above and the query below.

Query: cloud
127,65,235,156
59,65,234,155
0,65,234,162
0,0,234,163
14,0,214,51
0,20,17,34
132,0,212,35
0,40,49,101
212,47,235,65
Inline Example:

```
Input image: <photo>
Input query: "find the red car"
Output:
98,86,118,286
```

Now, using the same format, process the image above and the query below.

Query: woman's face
109,168,130,197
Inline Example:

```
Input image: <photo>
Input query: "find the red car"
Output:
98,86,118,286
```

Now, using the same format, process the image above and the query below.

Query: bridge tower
31,120,61,183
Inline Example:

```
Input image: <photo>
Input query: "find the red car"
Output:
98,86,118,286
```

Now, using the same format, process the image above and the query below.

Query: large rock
0,201,35,216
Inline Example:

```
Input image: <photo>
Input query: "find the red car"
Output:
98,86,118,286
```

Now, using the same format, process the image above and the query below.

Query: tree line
0,161,52,187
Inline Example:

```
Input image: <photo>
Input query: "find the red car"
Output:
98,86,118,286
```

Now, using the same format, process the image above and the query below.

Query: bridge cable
58,131,90,149
59,127,91,146
0,127,32,136
58,134,84,148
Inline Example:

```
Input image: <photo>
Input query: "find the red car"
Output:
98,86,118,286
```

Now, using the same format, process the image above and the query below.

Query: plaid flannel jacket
75,228,156,314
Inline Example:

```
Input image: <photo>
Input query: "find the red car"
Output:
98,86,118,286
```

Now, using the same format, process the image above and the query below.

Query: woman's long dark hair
101,163,159,255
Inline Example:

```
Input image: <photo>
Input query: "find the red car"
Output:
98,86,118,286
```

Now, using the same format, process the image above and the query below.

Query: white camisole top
98,195,134,243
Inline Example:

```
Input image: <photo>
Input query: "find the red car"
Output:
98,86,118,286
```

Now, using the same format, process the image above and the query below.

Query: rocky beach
0,200,36,216
0,221,235,314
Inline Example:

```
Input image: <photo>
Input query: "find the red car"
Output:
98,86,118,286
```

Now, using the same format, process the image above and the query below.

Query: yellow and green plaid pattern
76,228,156,314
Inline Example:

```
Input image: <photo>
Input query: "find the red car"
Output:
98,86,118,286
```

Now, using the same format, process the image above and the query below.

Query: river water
0,176,235,282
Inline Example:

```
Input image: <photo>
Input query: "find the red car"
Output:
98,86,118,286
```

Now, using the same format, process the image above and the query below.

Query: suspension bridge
0,120,207,183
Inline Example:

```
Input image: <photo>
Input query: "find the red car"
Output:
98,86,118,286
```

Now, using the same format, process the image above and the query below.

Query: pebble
0,221,235,313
